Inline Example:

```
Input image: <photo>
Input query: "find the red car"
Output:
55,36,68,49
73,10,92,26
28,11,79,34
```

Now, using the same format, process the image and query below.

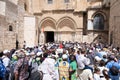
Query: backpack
0,59,6,78
110,63,119,75
29,71,43,80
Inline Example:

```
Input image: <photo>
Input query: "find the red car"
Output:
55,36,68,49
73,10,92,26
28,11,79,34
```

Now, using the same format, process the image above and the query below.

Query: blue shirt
106,60,120,75
106,61,120,69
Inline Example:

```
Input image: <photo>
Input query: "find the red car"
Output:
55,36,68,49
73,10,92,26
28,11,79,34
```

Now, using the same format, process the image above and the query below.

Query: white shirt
2,55,10,67
94,73,101,80
38,58,56,80
98,66,108,77
79,69,93,80
77,54,90,69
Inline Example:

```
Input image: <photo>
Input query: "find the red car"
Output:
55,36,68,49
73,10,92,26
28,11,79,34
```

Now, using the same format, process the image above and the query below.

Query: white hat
113,48,117,51
37,52,43,56
25,52,30,56
62,54,68,59
95,56,102,62
89,50,93,53
3,50,10,54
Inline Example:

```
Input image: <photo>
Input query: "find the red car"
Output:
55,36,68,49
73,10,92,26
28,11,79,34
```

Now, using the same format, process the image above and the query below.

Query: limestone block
87,20,93,30
0,1,6,16
8,0,18,5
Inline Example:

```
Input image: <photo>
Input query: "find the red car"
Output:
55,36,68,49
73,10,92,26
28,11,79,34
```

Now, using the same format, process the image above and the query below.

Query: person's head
69,55,76,62
99,60,105,67
62,54,68,61
108,55,116,61
103,55,107,59
81,49,86,54
77,50,80,54
17,51,26,58
3,50,10,56
63,49,66,54
58,53,62,58
102,69,109,79
94,67,100,74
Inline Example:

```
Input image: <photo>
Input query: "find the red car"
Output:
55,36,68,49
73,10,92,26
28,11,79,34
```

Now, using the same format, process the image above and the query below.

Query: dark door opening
46,31,54,43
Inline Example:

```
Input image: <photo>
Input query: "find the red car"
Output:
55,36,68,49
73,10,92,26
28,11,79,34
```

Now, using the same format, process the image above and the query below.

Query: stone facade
109,0,120,47
17,0,25,49
0,0,25,51
0,0,111,50
0,0,18,51
25,0,109,45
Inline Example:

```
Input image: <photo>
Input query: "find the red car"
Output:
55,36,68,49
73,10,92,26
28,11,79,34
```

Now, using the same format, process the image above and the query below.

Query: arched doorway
39,17,56,43
46,31,54,42
57,17,76,42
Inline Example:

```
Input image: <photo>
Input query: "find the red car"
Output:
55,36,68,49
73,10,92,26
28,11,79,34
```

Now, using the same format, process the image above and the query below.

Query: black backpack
110,63,119,75
29,71,43,80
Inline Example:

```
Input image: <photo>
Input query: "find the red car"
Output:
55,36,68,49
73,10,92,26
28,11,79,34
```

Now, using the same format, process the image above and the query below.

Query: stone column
54,32,57,43
39,32,45,45
87,19,93,30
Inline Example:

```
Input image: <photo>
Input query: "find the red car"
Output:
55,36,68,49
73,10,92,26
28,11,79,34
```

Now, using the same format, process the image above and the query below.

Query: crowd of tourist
0,41,120,80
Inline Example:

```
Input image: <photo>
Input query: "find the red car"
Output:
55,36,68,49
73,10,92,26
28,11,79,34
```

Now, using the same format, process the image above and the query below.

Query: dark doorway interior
46,31,54,43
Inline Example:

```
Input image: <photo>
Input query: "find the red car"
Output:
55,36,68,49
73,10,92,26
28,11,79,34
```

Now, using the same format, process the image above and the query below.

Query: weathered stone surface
0,1,6,16
109,0,120,47
2,0,120,51
0,0,24,51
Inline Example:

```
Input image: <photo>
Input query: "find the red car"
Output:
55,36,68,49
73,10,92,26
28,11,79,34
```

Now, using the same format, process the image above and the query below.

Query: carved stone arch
57,16,77,31
39,17,56,31
91,11,107,30
92,11,107,20
56,16,77,42
93,35,108,44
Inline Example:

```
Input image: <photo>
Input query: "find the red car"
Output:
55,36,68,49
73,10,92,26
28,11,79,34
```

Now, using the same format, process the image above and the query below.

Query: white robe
38,58,56,80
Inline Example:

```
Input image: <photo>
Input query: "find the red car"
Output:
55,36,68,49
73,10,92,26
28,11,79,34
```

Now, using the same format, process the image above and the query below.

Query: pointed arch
92,11,107,20
93,35,108,43
92,11,107,30
39,17,56,31
57,16,77,32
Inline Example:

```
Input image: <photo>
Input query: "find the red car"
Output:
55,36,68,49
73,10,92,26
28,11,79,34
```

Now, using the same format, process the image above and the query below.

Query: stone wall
0,0,17,51
17,0,25,49
0,0,112,51
24,16,37,47
109,0,120,47
0,0,25,51
32,0,109,44
37,11,84,43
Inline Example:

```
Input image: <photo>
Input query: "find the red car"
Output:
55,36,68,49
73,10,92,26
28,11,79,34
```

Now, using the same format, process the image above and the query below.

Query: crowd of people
0,41,120,80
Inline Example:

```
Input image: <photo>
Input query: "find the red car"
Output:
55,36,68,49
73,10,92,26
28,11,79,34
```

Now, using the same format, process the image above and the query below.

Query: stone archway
39,17,56,44
57,17,76,42
93,34,108,44
92,11,108,30
40,17,56,31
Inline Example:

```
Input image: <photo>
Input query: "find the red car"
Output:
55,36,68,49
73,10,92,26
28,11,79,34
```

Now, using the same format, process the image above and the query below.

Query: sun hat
62,54,68,59
3,50,10,54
